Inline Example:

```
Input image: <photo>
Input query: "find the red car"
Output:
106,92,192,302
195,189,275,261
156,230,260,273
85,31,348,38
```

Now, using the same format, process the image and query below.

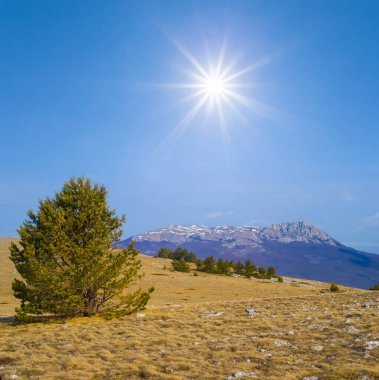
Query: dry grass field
0,238,378,379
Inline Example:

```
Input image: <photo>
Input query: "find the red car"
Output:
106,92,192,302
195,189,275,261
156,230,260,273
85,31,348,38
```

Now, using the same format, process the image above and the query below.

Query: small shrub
277,276,284,283
171,260,190,273
330,283,339,292
369,282,379,291
193,271,199,276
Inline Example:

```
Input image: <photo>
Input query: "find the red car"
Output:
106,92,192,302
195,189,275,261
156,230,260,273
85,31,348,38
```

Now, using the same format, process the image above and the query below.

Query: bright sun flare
152,39,279,157
205,76,225,96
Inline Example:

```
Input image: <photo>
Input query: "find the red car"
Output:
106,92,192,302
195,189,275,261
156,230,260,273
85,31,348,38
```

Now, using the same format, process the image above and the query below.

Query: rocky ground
0,240,378,379
0,292,378,379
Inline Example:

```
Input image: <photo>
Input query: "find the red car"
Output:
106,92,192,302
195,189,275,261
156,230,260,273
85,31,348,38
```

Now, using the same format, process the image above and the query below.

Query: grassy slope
0,238,19,316
0,238,378,379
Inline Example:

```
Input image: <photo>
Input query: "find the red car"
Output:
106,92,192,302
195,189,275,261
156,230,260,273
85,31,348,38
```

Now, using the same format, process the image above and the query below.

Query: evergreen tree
216,258,225,274
223,260,234,275
156,247,172,259
244,260,256,278
195,259,204,271
202,256,216,273
10,177,153,321
216,258,232,275
267,266,276,277
171,259,190,273
173,247,188,261
156,247,198,263
186,252,198,263
257,266,266,278
233,261,245,275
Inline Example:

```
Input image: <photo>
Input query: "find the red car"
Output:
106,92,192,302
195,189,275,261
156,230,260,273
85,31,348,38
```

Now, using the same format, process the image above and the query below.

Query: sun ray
170,38,210,80
173,88,209,107
150,82,205,89
221,59,269,83
222,88,283,120
152,92,210,159
219,92,247,124
147,38,281,162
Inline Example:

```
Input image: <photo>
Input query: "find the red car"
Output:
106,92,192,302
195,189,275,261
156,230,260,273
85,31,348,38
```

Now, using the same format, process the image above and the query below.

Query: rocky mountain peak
130,221,339,247
259,221,338,246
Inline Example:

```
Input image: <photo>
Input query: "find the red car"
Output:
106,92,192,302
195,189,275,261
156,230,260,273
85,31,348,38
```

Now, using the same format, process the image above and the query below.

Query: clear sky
1,0,379,253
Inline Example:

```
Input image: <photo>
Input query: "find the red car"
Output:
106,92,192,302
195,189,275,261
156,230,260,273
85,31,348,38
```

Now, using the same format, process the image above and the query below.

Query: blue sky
1,0,379,253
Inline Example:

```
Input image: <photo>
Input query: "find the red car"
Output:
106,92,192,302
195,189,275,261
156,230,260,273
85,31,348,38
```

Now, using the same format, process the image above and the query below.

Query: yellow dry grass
0,238,378,379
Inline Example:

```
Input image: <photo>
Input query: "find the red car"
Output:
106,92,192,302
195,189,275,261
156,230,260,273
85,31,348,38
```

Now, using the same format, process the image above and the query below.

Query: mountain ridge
131,221,340,246
118,221,379,289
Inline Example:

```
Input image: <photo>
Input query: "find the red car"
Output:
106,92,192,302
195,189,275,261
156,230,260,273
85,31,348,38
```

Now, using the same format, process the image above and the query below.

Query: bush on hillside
257,267,267,277
10,177,153,321
200,256,216,273
369,282,379,291
233,261,245,275
216,258,233,275
155,247,279,280
171,260,190,273
155,247,197,263
330,283,340,292
244,260,256,278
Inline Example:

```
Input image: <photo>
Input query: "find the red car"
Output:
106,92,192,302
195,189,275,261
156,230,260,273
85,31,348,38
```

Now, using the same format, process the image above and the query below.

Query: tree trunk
84,289,97,316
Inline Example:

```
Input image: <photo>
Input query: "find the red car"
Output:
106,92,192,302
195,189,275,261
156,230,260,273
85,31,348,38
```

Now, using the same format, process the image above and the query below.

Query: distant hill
118,221,379,289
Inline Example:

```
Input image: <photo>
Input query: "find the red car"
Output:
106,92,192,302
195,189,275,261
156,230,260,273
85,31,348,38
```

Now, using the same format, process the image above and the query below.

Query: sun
160,40,277,122
151,39,279,158
205,76,225,97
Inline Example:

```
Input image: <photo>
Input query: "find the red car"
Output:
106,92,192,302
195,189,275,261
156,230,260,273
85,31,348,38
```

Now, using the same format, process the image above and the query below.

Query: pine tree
216,258,225,274
10,177,153,321
233,261,245,275
244,259,256,278
156,247,172,259
186,252,198,263
202,256,216,273
171,259,190,273
267,266,276,277
257,266,266,278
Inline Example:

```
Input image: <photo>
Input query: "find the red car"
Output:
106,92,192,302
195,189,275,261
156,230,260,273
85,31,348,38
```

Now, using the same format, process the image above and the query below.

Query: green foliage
369,282,379,291
171,260,190,273
233,261,245,275
257,267,266,276
244,260,256,278
155,247,171,259
10,177,153,321
330,283,340,292
156,247,198,263
277,276,284,283
202,256,216,273
216,259,233,275
156,247,279,280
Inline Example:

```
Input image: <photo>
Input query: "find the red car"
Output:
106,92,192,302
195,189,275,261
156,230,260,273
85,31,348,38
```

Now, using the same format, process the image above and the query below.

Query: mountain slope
118,222,379,289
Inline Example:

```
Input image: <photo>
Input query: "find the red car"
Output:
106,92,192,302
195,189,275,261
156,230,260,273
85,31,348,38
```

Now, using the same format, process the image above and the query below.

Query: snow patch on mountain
131,221,338,247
